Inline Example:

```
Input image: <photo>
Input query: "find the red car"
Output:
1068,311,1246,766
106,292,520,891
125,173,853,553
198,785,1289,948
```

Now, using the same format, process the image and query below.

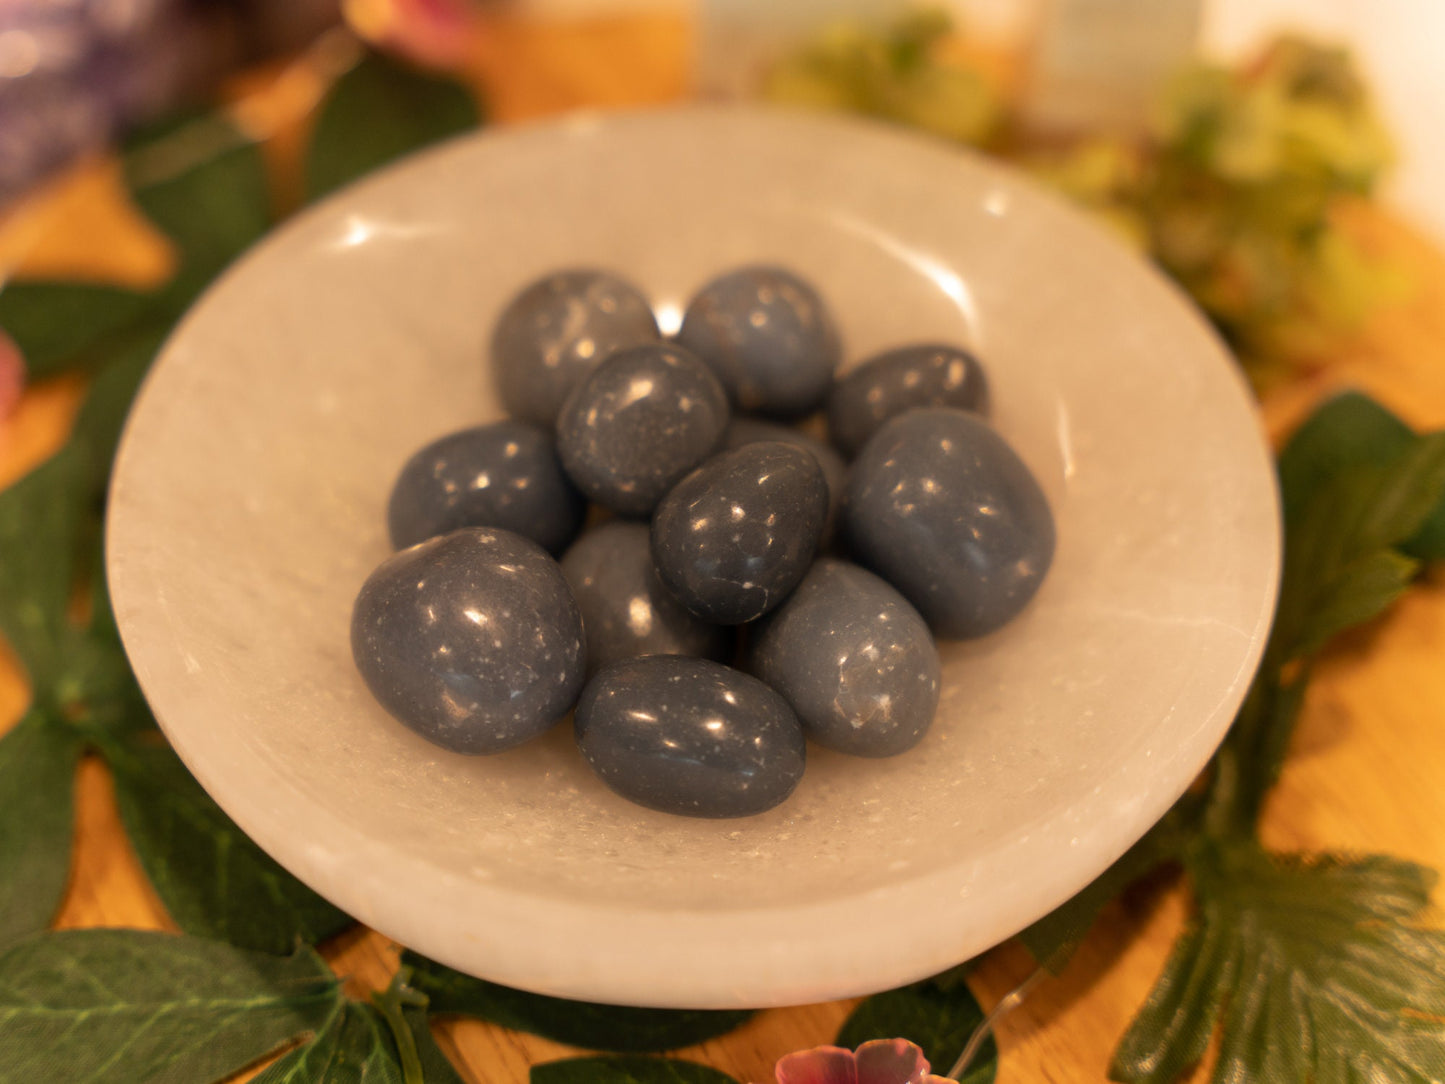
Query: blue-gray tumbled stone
675,265,840,417
723,416,847,544
351,528,585,754
748,559,940,757
491,269,660,426
560,521,729,674
557,343,729,517
387,421,585,553
651,442,828,625
827,343,990,457
844,408,1054,638
574,656,805,817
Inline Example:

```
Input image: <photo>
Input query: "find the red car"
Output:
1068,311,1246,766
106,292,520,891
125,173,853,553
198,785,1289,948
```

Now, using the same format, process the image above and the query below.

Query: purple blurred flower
773,1039,955,1084
0,0,341,206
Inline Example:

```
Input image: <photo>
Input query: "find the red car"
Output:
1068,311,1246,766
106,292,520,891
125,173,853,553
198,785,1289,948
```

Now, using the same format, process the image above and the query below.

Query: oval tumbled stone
351,528,586,753
748,559,940,757
491,268,660,426
560,521,729,673
723,416,847,544
675,265,840,417
843,408,1054,639
827,343,990,457
651,442,828,625
574,655,806,818
557,343,729,517
386,420,584,553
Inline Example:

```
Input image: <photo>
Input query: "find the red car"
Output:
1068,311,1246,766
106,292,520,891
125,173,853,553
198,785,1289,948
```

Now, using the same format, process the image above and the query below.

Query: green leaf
0,711,82,948
105,735,354,954
70,325,168,481
1277,391,1414,524
0,281,158,380
404,952,753,1053
836,980,996,1083
1291,548,1418,657
0,930,341,1084
251,1003,464,1084
123,113,271,288
531,1056,740,1084
306,52,479,202
1112,839,1445,1084
0,442,90,685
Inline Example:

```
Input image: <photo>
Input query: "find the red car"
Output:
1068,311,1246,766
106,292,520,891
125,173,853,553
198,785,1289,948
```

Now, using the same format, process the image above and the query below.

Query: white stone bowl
107,106,1279,1009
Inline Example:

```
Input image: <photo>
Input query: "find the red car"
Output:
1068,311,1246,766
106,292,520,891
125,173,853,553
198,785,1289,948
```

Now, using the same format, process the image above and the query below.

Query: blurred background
2,0,1442,241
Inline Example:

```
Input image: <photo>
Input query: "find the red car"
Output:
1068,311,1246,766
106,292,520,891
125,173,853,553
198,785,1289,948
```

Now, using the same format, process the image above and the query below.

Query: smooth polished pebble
386,421,585,553
651,442,828,625
557,343,730,517
675,265,841,417
574,656,806,818
351,528,585,754
491,269,660,426
827,343,990,457
723,416,847,544
560,521,729,673
748,559,940,757
844,408,1055,639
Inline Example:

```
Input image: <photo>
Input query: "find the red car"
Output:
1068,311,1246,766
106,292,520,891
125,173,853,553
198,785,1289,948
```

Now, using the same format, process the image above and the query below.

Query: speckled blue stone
491,269,660,426
560,521,729,674
557,343,729,517
827,343,990,457
723,416,847,544
386,421,584,553
351,528,586,753
574,655,806,818
844,408,1054,639
651,442,828,625
748,559,940,757
675,265,840,417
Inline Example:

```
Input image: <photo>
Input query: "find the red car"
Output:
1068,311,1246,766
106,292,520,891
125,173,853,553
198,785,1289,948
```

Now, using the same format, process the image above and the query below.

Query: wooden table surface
3,14,1445,1084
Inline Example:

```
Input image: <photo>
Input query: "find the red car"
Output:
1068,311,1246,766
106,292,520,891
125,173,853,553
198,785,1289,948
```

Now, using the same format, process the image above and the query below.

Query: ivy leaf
0,711,82,949
251,1003,464,1084
0,442,90,685
1112,839,1445,1084
0,281,158,381
105,734,354,954
123,113,271,291
530,1056,741,1084
306,51,479,202
70,325,168,484
403,952,754,1053
835,980,996,1083
0,930,341,1083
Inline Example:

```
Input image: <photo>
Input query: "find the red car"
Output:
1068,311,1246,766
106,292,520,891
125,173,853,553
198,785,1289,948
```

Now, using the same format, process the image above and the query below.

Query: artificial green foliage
836,980,996,1082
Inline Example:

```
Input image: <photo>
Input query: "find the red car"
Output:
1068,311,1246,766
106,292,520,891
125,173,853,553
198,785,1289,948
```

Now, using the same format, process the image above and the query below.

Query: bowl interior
107,107,1279,1007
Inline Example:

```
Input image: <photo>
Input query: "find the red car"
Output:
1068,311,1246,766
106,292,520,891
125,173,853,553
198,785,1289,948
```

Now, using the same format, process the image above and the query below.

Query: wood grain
2,14,1444,1084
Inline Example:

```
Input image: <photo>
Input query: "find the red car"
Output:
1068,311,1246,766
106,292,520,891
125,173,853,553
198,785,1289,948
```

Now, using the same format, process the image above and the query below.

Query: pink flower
343,0,480,68
773,1039,955,1084
0,330,24,425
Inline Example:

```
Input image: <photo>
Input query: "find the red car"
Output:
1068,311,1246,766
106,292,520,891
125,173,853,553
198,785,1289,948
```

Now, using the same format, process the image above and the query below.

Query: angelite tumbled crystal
723,416,847,543
386,420,584,553
491,269,660,426
827,343,990,457
748,559,940,757
557,343,729,517
651,442,828,625
844,408,1054,639
351,528,585,753
675,265,840,417
574,655,806,818
560,521,728,673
